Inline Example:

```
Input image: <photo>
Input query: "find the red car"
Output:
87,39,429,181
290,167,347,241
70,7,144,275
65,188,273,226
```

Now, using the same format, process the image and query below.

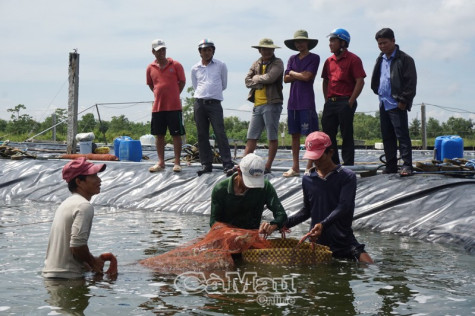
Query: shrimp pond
1,202,474,315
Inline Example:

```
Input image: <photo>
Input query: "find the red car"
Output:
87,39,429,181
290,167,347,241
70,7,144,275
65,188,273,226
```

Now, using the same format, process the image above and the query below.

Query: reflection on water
0,202,473,315
43,279,89,315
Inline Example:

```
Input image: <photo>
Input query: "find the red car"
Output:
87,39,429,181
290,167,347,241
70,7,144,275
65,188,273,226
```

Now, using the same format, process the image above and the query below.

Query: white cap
152,39,166,51
239,153,265,188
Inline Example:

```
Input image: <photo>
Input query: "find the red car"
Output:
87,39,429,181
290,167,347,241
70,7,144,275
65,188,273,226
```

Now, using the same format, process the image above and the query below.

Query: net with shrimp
139,222,271,274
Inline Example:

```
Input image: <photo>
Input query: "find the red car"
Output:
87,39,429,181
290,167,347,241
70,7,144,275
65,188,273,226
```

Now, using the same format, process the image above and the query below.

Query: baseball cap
303,132,332,160
152,39,166,51
239,153,265,188
62,157,106,183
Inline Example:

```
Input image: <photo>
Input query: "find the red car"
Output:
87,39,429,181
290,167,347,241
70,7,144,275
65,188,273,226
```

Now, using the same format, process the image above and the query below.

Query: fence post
52,113,56,142
67,50,79,154
421,103,427,150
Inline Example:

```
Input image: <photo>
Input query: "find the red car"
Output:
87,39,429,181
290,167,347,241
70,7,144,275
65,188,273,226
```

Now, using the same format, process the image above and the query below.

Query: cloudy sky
1,0,474,126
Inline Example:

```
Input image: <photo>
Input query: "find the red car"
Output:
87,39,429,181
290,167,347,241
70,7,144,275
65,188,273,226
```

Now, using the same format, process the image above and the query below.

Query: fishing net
139,222,270,274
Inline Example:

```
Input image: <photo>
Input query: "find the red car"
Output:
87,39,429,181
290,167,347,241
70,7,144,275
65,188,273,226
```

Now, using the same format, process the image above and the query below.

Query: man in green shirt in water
210,153,287,234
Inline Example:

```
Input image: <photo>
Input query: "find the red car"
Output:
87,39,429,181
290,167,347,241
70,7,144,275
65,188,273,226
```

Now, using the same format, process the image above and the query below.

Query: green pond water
0,202,473,315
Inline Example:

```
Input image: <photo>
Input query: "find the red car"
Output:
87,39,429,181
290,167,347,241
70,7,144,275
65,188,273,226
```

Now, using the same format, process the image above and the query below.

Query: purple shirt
285,52,320,110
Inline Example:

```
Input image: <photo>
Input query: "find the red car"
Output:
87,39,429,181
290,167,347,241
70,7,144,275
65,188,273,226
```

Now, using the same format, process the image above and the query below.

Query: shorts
246,103,283,140
287,108,319,135
332,243,367,261
151,111,185,136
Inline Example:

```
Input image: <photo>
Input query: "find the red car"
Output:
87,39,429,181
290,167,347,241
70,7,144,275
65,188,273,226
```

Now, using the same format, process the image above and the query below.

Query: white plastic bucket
140,134,156,146
79,141,92,154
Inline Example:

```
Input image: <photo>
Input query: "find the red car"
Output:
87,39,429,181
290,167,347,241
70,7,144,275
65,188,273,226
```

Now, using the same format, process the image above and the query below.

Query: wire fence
1,100,473,145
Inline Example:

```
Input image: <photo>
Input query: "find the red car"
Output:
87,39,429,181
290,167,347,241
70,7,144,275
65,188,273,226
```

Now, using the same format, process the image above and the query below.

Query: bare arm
322,79,329,101
178,80,186,93
71,245,104,274
308,223,323,240
287,70,315,82
259,222,278,236
284,74,294,83
349,77,365,107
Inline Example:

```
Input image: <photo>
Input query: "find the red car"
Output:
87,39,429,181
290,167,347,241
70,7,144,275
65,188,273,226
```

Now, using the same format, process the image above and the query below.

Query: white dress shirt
191,58,227,101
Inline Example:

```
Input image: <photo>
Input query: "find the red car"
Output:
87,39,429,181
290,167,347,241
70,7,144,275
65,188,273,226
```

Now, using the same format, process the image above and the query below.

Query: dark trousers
193,99,232,166
321,100,357,165
379,104,412,171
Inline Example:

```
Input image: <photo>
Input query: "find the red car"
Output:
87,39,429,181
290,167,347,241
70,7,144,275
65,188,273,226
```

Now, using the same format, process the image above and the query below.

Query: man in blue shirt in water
285,132,373,263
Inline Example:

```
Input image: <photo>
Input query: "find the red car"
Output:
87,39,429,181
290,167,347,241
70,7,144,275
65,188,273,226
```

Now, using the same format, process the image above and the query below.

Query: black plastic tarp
1,155,474,253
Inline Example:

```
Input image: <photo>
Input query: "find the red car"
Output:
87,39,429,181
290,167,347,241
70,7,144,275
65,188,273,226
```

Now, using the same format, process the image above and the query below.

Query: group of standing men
146,38,234,176
42,27,417,278
145,27,417,177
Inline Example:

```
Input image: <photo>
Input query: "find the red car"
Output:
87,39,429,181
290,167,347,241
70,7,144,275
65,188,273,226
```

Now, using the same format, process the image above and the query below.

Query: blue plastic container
434,136,444,161
114,136,132,158
119,139,142,162
435,135,463,160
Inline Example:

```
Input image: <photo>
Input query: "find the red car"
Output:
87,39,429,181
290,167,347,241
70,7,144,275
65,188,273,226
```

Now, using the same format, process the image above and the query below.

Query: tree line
1,90,474,147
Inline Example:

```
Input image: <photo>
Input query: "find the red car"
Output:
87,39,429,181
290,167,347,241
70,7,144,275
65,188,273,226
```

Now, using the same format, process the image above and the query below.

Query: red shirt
146,58,186,112
321,51,366,98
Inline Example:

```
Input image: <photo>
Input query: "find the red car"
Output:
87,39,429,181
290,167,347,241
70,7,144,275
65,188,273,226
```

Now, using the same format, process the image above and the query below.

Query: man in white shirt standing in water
43,157,117,279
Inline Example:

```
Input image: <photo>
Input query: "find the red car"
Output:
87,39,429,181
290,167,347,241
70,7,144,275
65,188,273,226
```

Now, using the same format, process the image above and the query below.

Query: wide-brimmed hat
303,132,332,160
284,30,318,51
239,153,265,188
251,38,280,49
62,157,106,183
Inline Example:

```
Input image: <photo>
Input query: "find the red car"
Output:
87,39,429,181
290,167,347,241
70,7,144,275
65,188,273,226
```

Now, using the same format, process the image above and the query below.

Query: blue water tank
128,140,143,162
114,136,132,158
434,136,444,161
435,135,464,160
119,139,142,162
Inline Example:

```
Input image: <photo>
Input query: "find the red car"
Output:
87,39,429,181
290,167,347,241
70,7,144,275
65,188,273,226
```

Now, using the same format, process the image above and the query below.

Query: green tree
54,108,68,134
182,87,195,124
40,108,68,137
223,116,249,143
129,121,149,138
442,117,473,137
409,118,421,138
96,120,110,143
109,115,132,134
353,112,380,140
7,104,26,121
0,119,7,134
182,86,197,144
6,104,38,135
97,120,109,135
79,113,97,132
427,117,443,138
